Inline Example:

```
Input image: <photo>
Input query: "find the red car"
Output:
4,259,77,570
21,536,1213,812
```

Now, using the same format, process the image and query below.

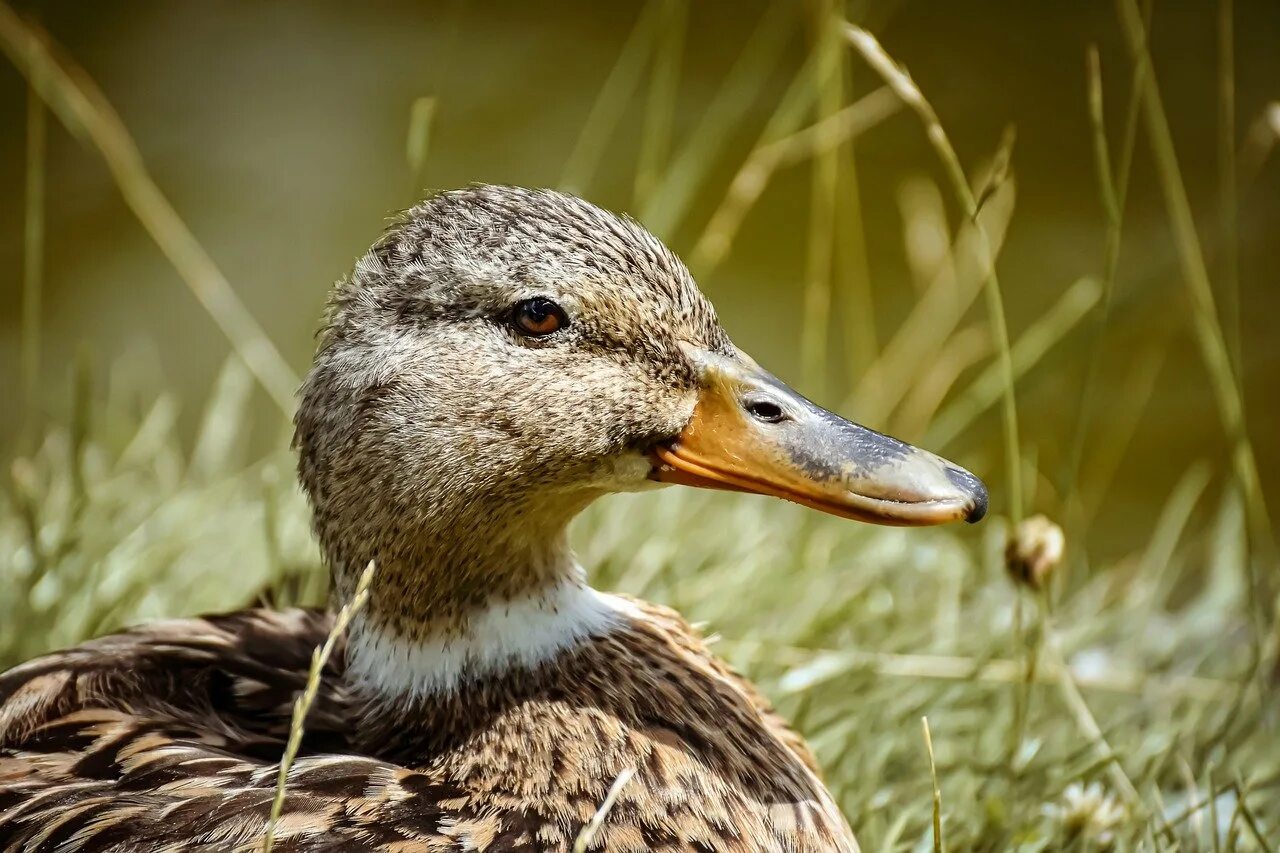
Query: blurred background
1,1,1278,847
1,0,1278,560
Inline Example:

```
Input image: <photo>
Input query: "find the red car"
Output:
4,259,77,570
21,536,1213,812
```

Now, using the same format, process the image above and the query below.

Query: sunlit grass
5,382,1274,847
2,0,1277,849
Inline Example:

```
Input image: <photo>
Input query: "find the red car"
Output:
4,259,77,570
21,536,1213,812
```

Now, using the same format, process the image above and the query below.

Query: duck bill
649,349,988,526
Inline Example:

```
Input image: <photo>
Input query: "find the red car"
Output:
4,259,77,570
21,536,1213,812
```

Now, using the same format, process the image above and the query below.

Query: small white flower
1043,782,1128,846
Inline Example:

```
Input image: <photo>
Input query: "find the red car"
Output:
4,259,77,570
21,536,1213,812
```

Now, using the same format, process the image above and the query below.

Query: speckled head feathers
293,185,734,627
323,185,727,350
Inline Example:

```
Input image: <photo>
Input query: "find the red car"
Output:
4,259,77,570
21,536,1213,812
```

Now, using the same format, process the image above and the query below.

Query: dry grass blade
1208,769,1222,853
1217,0,1240,374
634,0,686,205
691,86,900,276
686,29,842,275
921,717,944,853
262,561,376,853
1135,464,1212,608
844,23,1023,525
1043,629,1143,809
772,643,1237,702
926,277,1101,449
1232,776,1275,853
560,1,662,194
761,87,901,170
641,0,794,238
893,326,990,439
21,72,45,439
801,4,844,395
1151,780,1238,844
406,95,437,190
573,767,636,853
0,3,298,414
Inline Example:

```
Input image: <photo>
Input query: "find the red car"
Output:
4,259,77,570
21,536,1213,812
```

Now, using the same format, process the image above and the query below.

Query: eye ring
510,297,569,337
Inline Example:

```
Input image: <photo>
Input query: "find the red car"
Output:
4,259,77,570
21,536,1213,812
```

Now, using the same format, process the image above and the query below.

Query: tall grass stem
560,1,661,194
1116,0,1276,647
21,73,46,440
1217,0,1240,374
844,24,1023,526
0,3,298,414
634,0,686,205
262,561,376,853
921,716,943,853
572,768,636,853
641,1,794,239
800,6,843,395
1063,25,1149,551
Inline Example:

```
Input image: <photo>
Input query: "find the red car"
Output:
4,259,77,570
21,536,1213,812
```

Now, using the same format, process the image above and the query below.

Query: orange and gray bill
650,347,988,526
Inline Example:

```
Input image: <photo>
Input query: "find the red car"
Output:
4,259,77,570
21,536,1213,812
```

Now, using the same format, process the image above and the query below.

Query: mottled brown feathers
1,605,853,851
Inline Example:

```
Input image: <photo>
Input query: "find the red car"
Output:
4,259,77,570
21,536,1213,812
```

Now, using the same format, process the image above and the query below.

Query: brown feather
1,606,854,852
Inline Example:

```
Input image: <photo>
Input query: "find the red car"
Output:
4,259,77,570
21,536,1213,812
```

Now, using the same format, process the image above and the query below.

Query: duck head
295,185,985,646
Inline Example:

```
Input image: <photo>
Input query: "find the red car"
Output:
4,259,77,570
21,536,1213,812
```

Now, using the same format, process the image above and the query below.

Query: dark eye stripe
511,298,568,337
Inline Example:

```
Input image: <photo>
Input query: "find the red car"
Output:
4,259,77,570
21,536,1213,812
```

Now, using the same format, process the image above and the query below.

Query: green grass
3,1,1278,849
4,375,1276,849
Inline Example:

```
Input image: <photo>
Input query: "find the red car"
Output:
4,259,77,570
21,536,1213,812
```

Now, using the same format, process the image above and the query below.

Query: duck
0,185,987,852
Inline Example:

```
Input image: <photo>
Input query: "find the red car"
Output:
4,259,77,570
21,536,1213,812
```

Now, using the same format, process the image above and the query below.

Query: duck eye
511,298,568,337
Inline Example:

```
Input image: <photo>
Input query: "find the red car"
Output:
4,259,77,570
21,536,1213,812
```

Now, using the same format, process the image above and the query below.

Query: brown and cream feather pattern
0,604,854,852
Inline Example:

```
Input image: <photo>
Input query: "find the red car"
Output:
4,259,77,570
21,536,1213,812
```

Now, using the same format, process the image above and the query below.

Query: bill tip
944,465,988,524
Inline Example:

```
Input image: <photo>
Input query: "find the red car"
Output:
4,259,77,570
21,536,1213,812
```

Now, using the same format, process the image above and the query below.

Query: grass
20,68,43,441
559,0,666,195
574,768,637,853
1114,0,1277,671
262,560,375,853
3,1,1279,850
923,716,944,852
0,2,298,414
5,409,1277,848
844,24,1023,526
1064,32,1147,558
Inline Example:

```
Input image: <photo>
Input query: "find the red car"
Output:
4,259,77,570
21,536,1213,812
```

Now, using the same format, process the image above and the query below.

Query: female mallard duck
0,185,985,852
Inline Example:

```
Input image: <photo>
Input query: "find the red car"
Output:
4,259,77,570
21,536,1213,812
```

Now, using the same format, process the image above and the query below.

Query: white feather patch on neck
344,580,640,699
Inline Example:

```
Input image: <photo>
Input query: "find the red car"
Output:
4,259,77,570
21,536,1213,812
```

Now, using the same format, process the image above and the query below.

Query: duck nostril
744,399,786,424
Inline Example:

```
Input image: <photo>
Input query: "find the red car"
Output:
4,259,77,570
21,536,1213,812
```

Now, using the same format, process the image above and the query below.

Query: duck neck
335,503,633,701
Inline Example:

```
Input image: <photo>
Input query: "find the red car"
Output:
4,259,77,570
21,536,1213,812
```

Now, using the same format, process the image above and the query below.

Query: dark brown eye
511,298,568,337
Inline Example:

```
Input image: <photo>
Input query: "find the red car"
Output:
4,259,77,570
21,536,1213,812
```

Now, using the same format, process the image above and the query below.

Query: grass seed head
1005,514,1065,591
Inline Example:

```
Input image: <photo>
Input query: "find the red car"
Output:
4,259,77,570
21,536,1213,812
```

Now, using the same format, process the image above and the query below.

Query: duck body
0,601,850,852
0,185,985,851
